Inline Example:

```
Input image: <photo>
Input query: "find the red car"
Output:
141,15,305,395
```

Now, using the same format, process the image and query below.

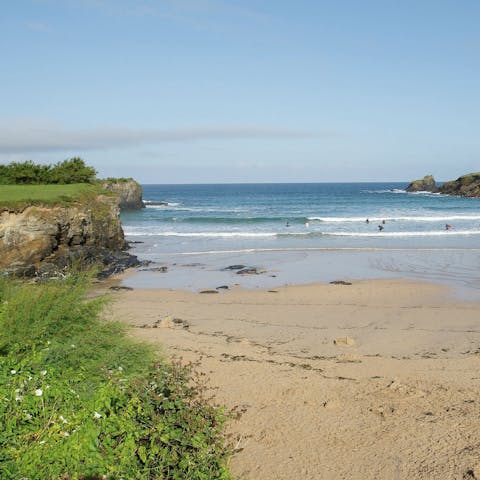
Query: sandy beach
108,278,480,480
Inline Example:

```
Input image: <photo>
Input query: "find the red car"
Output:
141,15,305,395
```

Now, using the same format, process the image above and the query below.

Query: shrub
0,158,97,185
0,276,231,480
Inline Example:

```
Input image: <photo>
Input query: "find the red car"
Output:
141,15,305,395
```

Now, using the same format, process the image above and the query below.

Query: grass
0,275,232,480
0,184,112,211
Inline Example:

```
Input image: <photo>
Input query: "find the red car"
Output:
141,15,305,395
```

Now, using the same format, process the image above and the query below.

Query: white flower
47,341,51,345
24,412,32,420
59,415,68,424
35,389,43,397
15,396,22,402
10,369,16,375
39,440,46,445
15,388,22,393
41,370,47,376
28,376,33,381
94,411,102,419
118,366,123,372
71,344,76,348
61,431,70,437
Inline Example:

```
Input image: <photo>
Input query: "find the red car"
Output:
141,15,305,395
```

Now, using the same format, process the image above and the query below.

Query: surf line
178,247,480,256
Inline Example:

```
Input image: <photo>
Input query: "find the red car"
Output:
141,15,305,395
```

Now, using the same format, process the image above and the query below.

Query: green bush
0,276,232,480
0,158,97,185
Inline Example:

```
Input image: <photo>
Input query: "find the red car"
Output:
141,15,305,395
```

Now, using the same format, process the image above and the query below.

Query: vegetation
0,275,232,479
0,183,112,211
0,158,97,185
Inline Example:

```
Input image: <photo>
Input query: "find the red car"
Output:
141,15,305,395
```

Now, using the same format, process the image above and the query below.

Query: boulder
100,178,145,210
406,175,437,192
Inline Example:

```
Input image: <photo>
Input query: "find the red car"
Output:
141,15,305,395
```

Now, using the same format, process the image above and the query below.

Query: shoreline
108,277,480,479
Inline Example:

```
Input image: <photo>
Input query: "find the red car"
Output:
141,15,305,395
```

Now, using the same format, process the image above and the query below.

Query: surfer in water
366,218,370,224
378,224,384,231
445,224,452,230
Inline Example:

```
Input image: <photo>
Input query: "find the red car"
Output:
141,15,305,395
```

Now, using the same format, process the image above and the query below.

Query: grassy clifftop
0,184,114,212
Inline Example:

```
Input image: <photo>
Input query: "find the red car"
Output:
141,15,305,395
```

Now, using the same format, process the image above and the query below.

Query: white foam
125,231,278,238
309,215,480,222
328,230,480,237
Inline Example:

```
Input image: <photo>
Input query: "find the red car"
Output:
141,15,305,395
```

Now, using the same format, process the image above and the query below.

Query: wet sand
108,278,480,479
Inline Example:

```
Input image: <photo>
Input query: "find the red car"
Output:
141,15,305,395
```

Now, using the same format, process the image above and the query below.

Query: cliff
406,175,437,192
100,178,145,210
438,172,480,197
0,189,140,277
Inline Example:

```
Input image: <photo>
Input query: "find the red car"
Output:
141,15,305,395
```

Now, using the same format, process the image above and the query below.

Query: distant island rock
438,172,480,197
406,172,480,198
405,175,437,193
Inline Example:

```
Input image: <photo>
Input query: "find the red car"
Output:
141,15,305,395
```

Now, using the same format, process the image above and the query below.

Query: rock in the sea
438,172,480,197
216,285,229,290
236,267,264,275
406,175,437,192
100,178,145,210
199,289,219,294
223,264,246,271
139,266,168,273
330,280,352,285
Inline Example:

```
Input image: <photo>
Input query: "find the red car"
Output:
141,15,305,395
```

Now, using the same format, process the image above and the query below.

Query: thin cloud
0,121,336,154
25,21,52,33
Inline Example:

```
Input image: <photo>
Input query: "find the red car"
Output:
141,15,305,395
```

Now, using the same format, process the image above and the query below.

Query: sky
1,0,479,183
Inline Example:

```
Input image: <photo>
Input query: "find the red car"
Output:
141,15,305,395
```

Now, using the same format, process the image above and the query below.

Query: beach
108,276,480,479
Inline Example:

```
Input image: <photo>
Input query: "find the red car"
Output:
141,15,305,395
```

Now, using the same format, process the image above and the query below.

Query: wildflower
35,389,43,397
61,431,70,437
10,369,16,375
118,366,123,372
28,376,33,381
24,412,32,420
41,370,47,376
94,411,102,419
59,415,68,424
39,440,46,445
71,344,76,348
15,388,22,393
15,396,23,402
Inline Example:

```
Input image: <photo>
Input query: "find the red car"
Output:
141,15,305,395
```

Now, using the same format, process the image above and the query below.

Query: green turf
0,184,108,210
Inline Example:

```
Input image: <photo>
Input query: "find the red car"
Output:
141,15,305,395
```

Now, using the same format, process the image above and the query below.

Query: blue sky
1,0,479,183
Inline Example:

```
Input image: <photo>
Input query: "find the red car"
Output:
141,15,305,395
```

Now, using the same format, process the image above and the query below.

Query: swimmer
286,222,290,227
445,224,452,230
382,219,386,224
366,218,370,224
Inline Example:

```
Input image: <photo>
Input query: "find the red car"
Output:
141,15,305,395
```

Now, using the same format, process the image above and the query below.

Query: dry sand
107,279,480,479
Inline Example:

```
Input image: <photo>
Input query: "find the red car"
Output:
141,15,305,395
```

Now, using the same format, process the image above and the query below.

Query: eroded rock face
438,173,480,197
406,175,437,192
0,194,126,274
100,179,145,210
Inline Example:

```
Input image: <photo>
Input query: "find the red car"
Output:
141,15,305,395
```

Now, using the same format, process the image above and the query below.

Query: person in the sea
286,221,290,227
378,224,384,231
445,224,452,230
366,218,369,224
382,219,386,224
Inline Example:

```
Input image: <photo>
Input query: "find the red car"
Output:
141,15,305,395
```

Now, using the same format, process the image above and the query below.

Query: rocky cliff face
0,193,133,276
100,179,144,210
438,173,480,197
406,175,437,192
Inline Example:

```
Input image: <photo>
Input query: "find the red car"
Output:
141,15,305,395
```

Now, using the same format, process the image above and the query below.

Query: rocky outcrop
406,175,437,192
100,178,145,210
0,193,142,277
438,172,480,197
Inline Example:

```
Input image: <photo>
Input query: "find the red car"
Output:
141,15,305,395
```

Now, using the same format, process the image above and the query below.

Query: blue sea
121,183,480,294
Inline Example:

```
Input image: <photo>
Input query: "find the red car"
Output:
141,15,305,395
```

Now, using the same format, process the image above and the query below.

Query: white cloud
0,120,333,154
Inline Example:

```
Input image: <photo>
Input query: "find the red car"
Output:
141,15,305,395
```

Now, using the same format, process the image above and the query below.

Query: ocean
121,183,480,294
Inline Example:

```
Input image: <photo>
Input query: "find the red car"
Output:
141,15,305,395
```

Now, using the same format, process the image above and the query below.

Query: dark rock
199,290,219,294
438,172,480,197
406,175,437,192
100,178,145,210
109,286,133,291
330,280,352,285
216,285,229,290
139,266,168,273
236,267,264,275
223,265,246,271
